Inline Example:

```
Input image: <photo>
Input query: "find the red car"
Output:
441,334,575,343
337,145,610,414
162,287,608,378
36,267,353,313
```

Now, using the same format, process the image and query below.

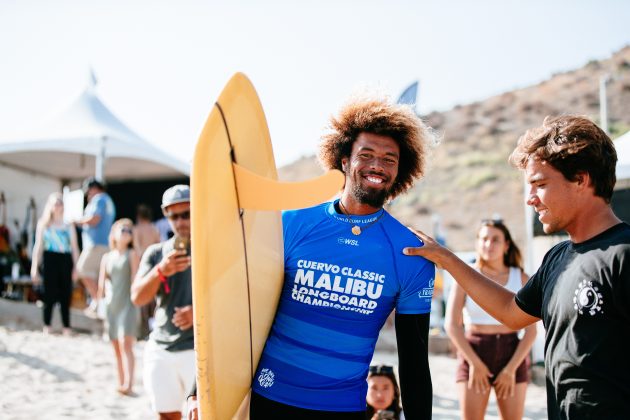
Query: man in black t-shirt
405,115,630,419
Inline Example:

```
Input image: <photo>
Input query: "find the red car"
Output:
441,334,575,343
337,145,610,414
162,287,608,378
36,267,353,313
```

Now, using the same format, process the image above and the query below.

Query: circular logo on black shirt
573,279,603,316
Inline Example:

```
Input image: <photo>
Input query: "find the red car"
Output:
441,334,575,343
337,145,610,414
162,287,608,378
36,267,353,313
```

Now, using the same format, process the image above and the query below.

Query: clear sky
0,0,628,166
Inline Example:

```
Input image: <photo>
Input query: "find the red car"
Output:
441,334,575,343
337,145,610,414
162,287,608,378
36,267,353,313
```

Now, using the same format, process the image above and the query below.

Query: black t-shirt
516,223,630,419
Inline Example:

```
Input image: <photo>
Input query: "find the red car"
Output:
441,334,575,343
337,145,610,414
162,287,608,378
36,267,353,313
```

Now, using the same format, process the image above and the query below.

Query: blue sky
0,0,628,166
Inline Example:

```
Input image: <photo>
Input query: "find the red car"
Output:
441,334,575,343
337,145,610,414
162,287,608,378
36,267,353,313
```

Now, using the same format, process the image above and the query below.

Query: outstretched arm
403,230,539,330
395,312,432,420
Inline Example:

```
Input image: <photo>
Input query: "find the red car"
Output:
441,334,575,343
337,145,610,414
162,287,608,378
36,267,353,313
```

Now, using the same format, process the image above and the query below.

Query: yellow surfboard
191,73,343,420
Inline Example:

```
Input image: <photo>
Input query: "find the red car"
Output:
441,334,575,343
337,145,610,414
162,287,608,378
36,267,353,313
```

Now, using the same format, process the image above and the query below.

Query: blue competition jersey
253,200,435,411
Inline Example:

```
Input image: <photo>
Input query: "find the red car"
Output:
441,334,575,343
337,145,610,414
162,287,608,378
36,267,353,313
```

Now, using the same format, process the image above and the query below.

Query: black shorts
250,392,365,420
456,332,530,384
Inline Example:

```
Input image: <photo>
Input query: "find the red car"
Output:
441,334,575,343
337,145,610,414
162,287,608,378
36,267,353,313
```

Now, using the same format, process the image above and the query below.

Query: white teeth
366,176,383,184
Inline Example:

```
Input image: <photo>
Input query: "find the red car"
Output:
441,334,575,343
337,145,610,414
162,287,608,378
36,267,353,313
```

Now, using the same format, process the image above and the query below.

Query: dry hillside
279,46,630,251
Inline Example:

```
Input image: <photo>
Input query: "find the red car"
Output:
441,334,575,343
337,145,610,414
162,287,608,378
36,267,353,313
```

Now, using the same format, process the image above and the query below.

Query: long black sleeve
395,312,432,420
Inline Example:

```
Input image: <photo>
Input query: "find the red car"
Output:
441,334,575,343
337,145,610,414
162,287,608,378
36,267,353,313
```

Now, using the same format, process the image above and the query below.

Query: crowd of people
16,93,630,419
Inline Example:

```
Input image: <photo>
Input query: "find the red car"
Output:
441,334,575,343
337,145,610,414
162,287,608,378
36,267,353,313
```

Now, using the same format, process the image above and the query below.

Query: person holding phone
131,185,194,420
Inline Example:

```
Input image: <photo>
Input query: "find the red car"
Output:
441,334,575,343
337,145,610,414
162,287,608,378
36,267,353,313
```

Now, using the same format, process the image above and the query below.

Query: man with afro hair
248,95,436,419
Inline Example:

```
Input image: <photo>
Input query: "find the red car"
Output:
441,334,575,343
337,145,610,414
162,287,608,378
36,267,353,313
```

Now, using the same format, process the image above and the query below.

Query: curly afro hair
318,96,433,200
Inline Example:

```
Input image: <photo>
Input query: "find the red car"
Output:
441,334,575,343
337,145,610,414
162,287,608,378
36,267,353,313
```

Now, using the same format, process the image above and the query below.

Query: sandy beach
0,321,548,420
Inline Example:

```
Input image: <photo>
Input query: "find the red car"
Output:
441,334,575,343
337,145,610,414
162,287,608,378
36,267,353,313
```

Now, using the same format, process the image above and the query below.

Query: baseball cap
82,177,105,193
161,185,190,209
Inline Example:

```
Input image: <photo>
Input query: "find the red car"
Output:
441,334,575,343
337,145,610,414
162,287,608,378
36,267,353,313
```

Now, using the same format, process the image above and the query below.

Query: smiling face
526,157,582,235
341,132,399,209
367,375,395,411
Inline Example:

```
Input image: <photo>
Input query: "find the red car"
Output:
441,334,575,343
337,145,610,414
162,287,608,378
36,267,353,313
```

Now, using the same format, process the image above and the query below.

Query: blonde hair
109,218,134,250
39,192,63,227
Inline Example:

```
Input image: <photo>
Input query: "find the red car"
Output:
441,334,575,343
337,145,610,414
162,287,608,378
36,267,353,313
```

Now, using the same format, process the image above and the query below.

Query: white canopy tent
0,77,190,252
0,77,189,186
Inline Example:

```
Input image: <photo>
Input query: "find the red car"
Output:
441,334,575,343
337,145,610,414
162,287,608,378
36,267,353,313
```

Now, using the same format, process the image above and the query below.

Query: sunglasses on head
165,210,190,221
369,365,394,375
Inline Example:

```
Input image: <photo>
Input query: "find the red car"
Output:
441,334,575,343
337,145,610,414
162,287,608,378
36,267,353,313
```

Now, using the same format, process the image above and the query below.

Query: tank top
105,249,133,310
43,224,72,253
463,266,522,325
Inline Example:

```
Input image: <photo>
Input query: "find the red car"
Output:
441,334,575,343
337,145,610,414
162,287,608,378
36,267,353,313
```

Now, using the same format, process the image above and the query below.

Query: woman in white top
445,219,536,420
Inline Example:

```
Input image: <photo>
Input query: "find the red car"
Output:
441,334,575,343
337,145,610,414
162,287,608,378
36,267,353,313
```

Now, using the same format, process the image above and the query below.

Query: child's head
366,364,401,418
109,218,134,249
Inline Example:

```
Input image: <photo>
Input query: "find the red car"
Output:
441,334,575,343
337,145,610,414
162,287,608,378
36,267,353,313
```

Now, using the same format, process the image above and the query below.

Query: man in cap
131,185,195,420
75,177,115,314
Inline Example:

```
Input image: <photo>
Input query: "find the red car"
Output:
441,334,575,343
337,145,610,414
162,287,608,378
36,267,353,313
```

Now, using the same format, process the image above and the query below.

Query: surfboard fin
233,163,344,210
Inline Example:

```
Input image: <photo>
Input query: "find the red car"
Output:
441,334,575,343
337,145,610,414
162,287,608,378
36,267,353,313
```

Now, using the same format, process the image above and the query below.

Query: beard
350,181,391,208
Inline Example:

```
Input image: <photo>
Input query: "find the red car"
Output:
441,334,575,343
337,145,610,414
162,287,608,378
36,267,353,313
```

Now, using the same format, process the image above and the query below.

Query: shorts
76,245,109,279
143,340,196,413
456,332,529,384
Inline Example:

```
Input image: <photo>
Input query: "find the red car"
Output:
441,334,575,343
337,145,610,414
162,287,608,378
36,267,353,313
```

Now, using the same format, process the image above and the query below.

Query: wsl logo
337,237,359,247
573,279,603,316
257,368,275,388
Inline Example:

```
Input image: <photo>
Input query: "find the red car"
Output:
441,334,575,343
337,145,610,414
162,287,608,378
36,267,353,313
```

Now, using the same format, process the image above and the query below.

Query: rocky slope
279,46,630,251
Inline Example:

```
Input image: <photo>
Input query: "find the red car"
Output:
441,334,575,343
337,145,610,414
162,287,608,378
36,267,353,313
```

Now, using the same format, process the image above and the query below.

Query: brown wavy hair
509,115,617,203
318,96,433,200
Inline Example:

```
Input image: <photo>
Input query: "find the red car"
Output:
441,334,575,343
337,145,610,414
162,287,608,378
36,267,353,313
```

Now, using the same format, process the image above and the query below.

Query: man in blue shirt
247,96,436,419
75,177,115,313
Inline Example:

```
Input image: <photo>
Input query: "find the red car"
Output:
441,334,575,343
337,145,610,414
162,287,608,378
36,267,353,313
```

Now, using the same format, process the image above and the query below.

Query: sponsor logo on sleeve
418,277,434,300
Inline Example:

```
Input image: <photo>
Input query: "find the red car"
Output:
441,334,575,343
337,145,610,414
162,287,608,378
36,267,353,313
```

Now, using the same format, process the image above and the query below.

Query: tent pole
96,136,106,182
